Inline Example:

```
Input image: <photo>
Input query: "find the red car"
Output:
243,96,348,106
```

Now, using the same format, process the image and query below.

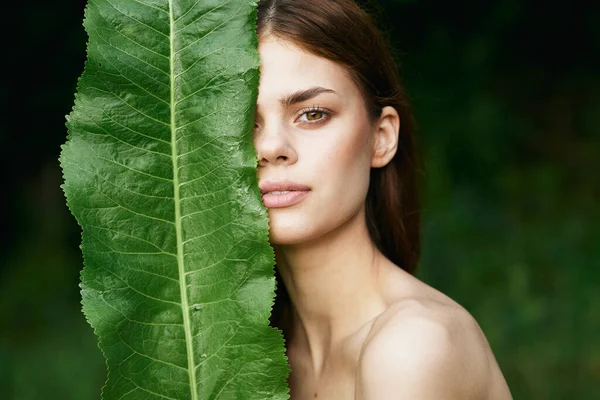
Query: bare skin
284,254,512,399
254,35,512,399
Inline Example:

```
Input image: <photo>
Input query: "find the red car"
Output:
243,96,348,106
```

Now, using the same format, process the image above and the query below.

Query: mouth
258,180,311,208
260,189,311,208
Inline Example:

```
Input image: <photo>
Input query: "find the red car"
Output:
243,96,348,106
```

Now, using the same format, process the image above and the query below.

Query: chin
266,210,323,246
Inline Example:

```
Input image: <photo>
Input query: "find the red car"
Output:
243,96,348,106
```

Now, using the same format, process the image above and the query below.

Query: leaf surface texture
60,1,290,398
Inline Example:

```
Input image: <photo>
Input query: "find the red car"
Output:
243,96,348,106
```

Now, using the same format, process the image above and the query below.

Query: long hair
257,0,421,331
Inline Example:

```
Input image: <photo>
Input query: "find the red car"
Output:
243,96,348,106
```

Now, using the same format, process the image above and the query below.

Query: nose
253,120,297,167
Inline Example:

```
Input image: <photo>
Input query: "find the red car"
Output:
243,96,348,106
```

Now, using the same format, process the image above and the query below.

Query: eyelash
296,105,331,125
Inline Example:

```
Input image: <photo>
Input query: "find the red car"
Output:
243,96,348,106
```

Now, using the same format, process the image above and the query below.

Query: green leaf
60,0,290,399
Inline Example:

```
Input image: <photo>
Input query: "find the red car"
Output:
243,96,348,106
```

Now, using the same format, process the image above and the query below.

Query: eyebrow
278,86,338,107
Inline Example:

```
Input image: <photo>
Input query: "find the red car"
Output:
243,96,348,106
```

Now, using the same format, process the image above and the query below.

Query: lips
259,180,311,208
259,180,311,195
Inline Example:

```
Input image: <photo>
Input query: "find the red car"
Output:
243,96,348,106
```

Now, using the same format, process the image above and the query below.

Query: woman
253,0,512,399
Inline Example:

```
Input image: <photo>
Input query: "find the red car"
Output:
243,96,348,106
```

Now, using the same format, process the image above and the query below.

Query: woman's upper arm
355,311,490,400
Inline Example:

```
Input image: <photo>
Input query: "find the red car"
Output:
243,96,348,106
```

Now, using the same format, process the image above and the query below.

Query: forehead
257,37,358,104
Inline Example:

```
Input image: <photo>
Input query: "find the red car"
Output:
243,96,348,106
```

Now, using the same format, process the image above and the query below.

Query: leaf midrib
169,1,198,399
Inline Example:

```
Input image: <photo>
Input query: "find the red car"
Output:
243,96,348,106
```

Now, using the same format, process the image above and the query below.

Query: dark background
1,0,598,398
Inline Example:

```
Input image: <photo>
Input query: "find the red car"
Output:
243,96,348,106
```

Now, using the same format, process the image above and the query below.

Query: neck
274,207,388,376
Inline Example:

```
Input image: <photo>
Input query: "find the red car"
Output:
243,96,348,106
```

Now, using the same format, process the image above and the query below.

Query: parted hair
257,0,421,330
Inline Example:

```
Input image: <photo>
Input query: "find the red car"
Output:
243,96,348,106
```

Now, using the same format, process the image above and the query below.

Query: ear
371,106,400,168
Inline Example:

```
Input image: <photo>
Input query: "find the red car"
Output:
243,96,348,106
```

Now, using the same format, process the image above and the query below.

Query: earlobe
371,106,400,168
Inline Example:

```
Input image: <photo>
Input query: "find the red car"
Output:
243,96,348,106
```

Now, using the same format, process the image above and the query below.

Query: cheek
329,129,371,185
314,127,372,210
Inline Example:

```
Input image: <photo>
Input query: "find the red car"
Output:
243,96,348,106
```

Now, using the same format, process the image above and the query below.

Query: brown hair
257,0,420,330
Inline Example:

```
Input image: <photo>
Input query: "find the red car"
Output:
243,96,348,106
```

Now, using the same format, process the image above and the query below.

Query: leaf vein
89,83,170,127
92,189,175,225
89,224,174,255
96,43,170,105
100,266,182,306
173,0,237,55
87,17,170,79
103,0,169,38
66,162,171,200
79,108,171,156
130,0,169,15
95,154,173,183
173,1,229,35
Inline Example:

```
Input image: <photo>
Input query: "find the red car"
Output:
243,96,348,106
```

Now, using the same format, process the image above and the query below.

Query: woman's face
254,36,377,245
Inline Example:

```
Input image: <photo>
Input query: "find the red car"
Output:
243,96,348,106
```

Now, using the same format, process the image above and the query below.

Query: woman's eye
305,110,324,121
297,107,330,125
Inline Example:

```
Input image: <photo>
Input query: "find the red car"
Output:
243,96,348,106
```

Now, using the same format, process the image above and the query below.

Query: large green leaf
60,0,290,399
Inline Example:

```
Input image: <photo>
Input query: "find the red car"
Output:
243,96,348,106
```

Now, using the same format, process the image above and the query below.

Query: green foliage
59,1,289,399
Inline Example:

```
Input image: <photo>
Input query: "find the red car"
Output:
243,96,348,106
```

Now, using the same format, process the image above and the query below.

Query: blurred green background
1,0,598,398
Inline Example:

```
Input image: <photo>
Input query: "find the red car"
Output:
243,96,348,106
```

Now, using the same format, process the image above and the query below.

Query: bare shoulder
355,295,512,400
